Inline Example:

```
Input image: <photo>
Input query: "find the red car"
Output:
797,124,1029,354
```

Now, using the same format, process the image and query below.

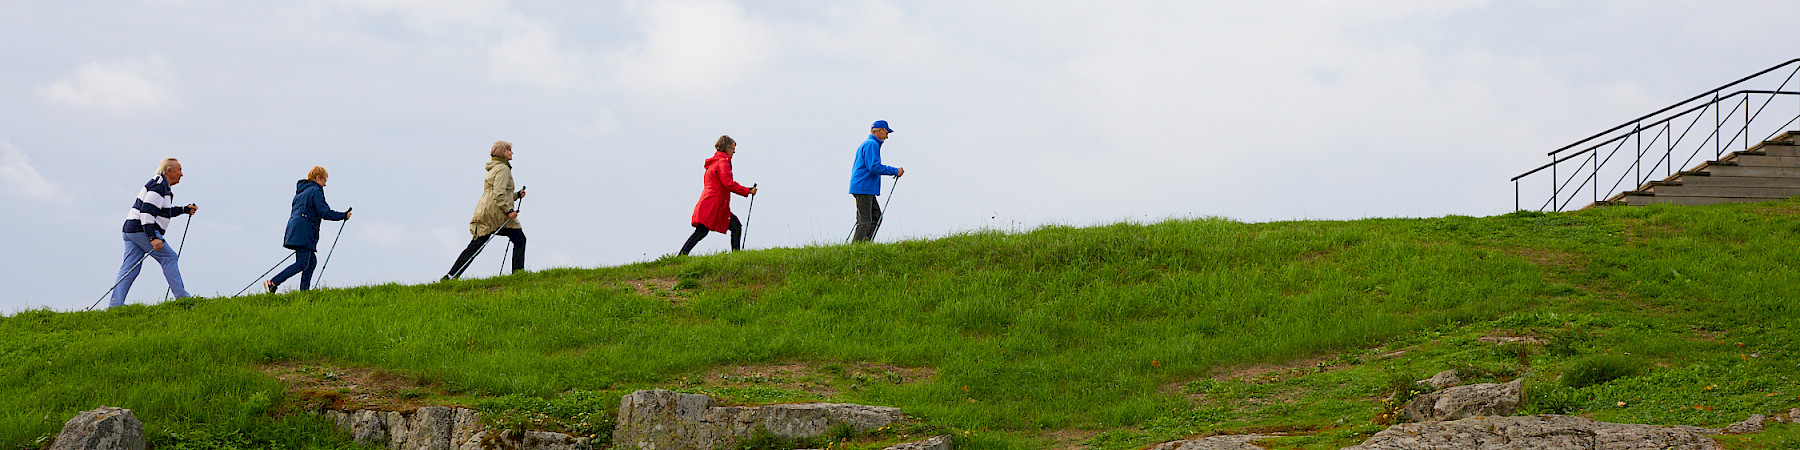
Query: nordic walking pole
742,183,757,248
452,188,523,279
235,254,295,297
314,207,351,288
501,190,525,274
871,177,901,240
163,213,193,302
88,252,154,311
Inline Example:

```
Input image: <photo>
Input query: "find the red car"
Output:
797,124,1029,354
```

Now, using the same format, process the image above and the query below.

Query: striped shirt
122,175,184,239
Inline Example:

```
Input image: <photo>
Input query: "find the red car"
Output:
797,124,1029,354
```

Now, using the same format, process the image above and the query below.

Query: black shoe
264,280,278,294
441,275,452,282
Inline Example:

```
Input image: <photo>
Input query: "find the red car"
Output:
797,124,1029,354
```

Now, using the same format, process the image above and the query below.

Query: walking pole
88,252,154,311
500,191,524,275
450,193,520,280
742,183,757,248
314,207,352,288
163,214,193,302
871,177,901,240
235,254,295,297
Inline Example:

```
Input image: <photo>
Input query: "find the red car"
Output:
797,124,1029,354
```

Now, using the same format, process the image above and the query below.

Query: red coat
690,151,753,233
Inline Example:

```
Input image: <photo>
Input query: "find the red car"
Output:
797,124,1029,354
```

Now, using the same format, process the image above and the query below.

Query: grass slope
4,202,1800,449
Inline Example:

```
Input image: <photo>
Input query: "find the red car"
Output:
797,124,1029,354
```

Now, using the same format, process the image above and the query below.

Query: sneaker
264,280,277,294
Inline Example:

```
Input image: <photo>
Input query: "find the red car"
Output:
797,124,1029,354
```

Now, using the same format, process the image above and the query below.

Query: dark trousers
270,249,317,291
447,227,526,278
852,194,882,242
679,214,741,256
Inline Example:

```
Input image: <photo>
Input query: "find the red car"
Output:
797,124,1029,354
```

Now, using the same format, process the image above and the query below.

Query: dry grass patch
260,361,448,413
684,362,938,398
625,277,686,301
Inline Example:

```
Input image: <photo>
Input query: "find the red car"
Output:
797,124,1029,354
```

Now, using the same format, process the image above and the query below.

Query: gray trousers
853,194,882,242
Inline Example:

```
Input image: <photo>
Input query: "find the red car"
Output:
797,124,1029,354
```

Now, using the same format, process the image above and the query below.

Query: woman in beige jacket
445,141,526,279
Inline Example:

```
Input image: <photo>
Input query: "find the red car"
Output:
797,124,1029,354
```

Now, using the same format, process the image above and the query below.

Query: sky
3,0,1797,313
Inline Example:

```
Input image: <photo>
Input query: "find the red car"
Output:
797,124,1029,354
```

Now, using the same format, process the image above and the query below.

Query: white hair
156,158,180,176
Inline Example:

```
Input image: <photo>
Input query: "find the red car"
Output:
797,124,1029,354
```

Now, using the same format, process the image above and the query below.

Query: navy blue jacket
283,180,348,251
848,134,899,195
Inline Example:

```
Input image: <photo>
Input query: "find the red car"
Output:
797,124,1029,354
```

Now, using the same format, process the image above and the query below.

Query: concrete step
1624,195,1783,206
1643,184,1800,198
1725,154,1800,167
1754,146,1800,157
1675,175,1800,188
1698,165,1800,178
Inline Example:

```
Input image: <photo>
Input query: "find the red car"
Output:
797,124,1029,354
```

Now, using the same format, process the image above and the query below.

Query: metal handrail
1545,59,1799,157
1510,59,1800,212
1512,89,1800,181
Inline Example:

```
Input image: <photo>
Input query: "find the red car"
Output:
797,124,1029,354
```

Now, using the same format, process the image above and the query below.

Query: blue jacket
283,180,348,251
849,134,898,195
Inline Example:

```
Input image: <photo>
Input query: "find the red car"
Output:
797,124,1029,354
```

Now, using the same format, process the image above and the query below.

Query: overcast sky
3,1,1797,313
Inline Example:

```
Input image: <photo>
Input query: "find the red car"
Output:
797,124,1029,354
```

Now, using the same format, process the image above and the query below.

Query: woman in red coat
679,135,758,255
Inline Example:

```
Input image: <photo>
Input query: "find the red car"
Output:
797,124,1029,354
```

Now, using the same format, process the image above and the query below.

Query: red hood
704,151,730,167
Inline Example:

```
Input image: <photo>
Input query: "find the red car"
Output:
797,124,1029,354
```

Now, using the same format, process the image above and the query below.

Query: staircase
1607,131,1800,206
1510,59,1800,212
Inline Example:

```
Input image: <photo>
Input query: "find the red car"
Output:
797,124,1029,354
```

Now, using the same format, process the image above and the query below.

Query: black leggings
447,227,526,278
679,214,741,256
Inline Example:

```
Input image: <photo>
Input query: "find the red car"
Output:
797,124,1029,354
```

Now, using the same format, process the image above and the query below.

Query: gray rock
1418,370,1462,390
386,411,412,449
404,406,456,450
1344,415,1723,450
48,406,145,450
1147,434,1271,450
882,435,952,450
323,410,353,431
615,389,906,450
452,408,482,448
352,410,391,446
1721,414,1766,434
460,429,590,450
1402,379,1523,422
1776,408,1800,424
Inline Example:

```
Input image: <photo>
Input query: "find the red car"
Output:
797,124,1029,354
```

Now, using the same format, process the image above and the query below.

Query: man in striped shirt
111,158,198,308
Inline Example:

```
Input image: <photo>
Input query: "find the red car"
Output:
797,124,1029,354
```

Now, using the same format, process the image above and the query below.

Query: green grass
4,202,1800,449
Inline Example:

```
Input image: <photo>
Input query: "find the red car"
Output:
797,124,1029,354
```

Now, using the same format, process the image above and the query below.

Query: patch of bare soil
626,277,686,302
1036,429,1103,450
1206,354,1338,384
1478,335,1547,345
260,361,448,413
683,362,937,398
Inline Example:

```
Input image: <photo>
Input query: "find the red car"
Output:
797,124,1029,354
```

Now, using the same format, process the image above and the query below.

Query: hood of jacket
294,179,321,194
704,151,730,168
486,157,511,172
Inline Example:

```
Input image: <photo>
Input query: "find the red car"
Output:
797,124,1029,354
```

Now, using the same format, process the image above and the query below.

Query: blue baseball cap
872,120,894,132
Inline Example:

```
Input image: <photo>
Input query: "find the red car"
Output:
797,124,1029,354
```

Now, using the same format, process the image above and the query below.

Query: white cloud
318,0,588,89
609,0,775,97
38,56,177,113
0,141,71,204
490,24,586,89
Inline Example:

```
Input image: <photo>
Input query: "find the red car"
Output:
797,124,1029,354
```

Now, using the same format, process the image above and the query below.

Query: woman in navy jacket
266,166,350,292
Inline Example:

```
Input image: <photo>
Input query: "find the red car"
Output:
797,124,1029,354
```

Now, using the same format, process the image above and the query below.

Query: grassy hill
4,202,1800,449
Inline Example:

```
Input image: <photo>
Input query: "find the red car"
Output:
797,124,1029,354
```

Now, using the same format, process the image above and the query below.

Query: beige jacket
469,157,521,236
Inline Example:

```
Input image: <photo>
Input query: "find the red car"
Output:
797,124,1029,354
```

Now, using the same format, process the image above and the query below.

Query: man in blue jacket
850,120,904,242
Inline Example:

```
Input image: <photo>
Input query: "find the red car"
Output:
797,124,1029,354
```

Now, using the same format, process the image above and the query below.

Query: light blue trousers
111,232,190,308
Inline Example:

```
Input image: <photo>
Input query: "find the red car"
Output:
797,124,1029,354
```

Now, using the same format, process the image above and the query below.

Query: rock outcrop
1720,414,1766,434
319,406,588,450
1418,370,1462,390
614,389,906,450
880,435,952,450
49,407,145,450
1401,378,1523,422
1345,415,1722,450
1147,434,1272,450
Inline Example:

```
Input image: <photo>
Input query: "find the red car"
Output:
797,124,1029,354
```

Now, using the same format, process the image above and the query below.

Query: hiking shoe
264,280,277,294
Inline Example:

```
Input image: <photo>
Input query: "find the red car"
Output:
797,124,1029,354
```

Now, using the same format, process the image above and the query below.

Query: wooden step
1643,184,1800,198
1697,165,1800,178
1624,195,1783,206
1724,154,1800,167
1674,175,1800,188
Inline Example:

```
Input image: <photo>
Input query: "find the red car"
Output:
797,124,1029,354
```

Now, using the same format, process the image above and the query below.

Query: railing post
1591,149,1598,205
1744,95,1751,150
1635,121,1643,187
1514,181,1520,212
1666,122,1673,177
1551,155,1559,212
1715,91,1723,159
